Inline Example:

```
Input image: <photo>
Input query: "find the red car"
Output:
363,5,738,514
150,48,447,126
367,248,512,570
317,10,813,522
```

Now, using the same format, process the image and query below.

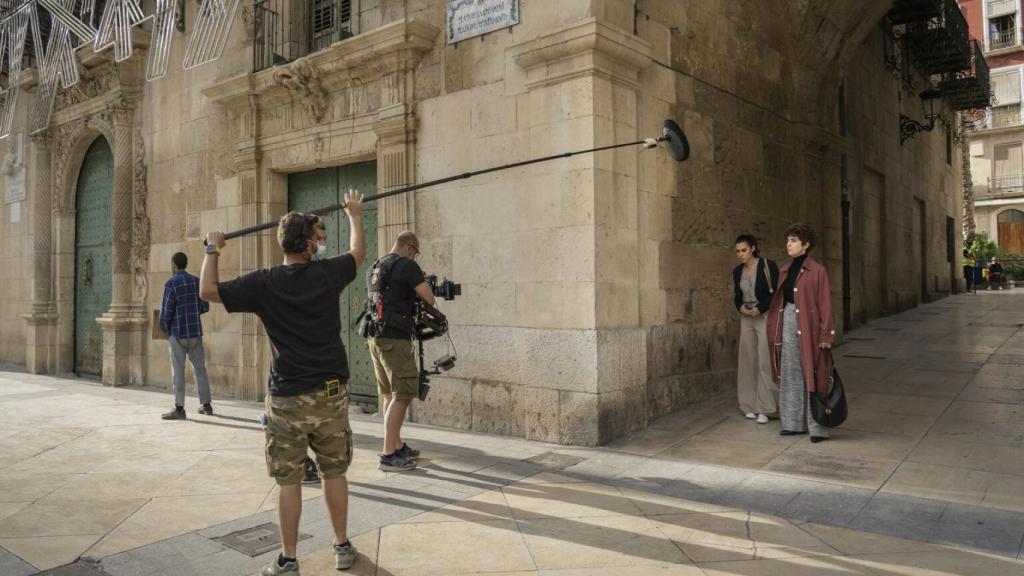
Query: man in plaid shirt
160,252,212,419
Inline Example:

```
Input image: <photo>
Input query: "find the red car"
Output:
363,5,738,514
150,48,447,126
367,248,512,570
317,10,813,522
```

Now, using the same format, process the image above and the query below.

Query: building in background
961,0,1024,253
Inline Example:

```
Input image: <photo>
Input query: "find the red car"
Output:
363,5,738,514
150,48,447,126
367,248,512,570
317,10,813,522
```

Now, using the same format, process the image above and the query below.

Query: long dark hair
735,234,759,257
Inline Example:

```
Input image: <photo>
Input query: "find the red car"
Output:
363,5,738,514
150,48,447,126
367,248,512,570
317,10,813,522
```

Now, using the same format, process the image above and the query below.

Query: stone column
23,133,58,373
235,94,265,402
98,102,146,385
236,160,263,402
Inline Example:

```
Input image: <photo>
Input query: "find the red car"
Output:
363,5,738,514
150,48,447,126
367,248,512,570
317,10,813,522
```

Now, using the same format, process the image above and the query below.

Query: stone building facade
0,0,971,445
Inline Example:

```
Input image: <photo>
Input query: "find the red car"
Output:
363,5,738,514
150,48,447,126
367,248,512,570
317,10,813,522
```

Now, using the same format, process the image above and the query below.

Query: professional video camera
414,276,460,401
425,275,461,301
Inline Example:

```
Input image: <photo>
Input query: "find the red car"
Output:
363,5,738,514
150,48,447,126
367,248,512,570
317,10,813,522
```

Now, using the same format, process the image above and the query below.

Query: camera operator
365,231,436,472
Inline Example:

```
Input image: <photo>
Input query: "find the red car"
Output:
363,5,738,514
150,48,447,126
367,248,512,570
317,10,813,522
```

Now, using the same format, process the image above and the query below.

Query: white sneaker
744,412,756,420
756,414,769,424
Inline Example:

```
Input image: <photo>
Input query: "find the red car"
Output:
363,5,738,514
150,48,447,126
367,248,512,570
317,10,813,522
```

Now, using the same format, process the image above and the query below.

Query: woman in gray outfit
732,234,779,423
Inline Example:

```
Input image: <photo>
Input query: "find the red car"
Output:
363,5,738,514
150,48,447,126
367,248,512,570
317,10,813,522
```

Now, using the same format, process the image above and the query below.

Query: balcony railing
990,28,1019,50
989,174,1024,194
891,0,972,74
941,40,993,110
253,0,354,73
989,106,1022,128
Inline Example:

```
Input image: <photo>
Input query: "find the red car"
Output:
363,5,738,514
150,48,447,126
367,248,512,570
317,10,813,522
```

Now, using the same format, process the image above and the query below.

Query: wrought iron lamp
900,87,943,144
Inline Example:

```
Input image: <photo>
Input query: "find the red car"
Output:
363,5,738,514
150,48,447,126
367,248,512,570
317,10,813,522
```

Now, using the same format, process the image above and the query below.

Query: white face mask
315,243,327,259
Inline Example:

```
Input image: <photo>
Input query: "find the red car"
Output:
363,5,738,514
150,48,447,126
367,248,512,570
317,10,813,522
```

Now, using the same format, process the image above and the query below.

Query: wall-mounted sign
447,0,519,44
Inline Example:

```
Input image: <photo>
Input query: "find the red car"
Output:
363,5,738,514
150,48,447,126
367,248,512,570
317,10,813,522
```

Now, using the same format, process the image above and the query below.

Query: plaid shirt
159,271,209,339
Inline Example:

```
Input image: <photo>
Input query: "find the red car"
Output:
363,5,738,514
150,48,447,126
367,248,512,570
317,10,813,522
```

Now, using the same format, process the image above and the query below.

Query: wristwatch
205,243,221,255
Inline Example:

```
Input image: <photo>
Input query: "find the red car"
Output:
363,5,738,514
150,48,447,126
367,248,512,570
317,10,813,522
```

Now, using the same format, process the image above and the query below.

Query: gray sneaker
261,557,298,576
378,453,416,472
334,541,357,570
396,442,420,460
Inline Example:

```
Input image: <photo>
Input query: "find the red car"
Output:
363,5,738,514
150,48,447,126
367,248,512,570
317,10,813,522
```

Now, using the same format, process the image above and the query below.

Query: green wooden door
74,138,114,376
288,161,378,403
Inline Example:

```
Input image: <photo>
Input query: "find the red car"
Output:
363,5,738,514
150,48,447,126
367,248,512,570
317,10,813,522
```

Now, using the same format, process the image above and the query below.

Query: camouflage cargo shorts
264,380,352,485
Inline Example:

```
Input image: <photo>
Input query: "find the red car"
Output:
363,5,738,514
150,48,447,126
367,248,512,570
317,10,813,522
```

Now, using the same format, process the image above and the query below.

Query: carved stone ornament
51,121,84,214
130,126,150,305
272,59,329,125
54,62,118,110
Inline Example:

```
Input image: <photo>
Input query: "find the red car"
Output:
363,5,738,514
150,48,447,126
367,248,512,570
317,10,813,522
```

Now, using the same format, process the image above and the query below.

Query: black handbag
810,350,847,427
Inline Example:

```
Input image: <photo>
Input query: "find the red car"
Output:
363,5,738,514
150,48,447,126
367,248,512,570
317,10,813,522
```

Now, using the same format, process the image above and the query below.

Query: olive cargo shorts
368,337,419,400
264,382,352,485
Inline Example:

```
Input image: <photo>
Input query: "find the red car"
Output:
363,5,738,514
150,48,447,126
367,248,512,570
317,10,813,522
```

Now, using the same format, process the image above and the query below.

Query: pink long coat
766,255,835,394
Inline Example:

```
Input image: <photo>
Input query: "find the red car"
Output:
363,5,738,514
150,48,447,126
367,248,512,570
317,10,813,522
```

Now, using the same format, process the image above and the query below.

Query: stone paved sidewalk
1,290,1024,575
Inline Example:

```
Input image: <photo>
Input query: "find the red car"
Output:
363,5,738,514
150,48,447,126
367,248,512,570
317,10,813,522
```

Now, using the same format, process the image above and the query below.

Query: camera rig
425,275,461,301
413,277,460,401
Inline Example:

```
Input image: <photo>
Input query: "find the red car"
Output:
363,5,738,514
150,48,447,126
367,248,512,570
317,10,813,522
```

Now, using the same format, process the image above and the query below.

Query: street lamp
900,87,944,145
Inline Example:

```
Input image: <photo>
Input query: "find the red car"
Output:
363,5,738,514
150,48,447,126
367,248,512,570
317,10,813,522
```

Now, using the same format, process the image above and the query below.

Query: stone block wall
0,0,965,446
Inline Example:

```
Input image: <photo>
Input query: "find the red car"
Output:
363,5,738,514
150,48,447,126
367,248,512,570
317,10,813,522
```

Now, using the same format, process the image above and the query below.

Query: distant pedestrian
159,252,212,420
766,224,835,443
962,249,976,292
988,257,1005,289
732,234,779,424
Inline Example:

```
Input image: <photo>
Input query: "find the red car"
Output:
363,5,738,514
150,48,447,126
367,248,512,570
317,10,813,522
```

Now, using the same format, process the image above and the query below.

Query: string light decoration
0,0,240,139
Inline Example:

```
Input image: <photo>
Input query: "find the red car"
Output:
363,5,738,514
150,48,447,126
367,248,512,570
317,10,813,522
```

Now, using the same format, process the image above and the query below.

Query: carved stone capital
29,132,51,149
374,105,417,148
511,18,653,90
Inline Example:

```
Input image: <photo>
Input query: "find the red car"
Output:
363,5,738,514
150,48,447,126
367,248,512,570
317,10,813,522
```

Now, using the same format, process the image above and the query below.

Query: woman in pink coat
766,223,835,442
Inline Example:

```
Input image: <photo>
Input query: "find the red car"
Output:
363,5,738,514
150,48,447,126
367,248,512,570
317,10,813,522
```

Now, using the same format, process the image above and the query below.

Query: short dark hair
171,252,187,270
735,234,759,256
277,211,324,254
784,222,816,251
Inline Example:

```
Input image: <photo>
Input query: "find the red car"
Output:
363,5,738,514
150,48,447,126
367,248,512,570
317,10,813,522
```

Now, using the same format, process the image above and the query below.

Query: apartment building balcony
989,27,1020,51
941,40,992,110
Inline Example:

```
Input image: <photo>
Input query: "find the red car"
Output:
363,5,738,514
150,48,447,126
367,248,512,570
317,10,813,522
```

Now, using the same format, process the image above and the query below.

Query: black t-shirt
218,254,357,396
374,255,427,340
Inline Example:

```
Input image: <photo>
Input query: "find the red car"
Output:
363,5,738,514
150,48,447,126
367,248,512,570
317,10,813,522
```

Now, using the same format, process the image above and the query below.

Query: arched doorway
74,137,114,376
997,208,1024,255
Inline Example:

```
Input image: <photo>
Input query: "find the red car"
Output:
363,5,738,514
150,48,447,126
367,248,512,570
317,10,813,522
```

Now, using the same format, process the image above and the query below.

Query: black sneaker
302,457,320,484
396,442,420,460
198,404,214,415
378,453,416,472
161,407,186,420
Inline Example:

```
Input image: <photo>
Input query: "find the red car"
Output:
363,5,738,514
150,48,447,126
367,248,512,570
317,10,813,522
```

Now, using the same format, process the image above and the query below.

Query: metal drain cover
525,451,585,470
215,523,312,557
